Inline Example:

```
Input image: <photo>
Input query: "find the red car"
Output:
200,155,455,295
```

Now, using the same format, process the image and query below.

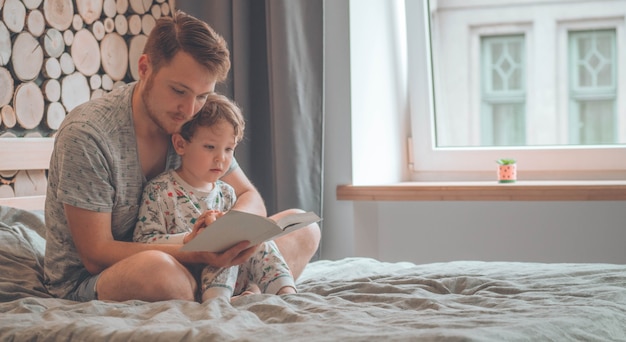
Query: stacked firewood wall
0,0,174,198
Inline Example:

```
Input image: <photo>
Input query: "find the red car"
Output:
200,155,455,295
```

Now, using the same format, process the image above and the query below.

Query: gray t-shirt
44,83,238,298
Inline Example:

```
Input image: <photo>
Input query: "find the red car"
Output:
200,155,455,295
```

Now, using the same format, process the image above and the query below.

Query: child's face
176,120,237,188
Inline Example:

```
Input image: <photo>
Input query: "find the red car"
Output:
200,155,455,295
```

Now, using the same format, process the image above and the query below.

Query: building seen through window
428,0,624,148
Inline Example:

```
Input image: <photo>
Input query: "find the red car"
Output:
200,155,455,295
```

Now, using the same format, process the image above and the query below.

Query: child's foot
277,286,297,295
229,292,253,302
230,284,261,302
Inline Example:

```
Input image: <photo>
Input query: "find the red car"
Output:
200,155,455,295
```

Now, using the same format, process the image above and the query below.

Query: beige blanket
2,206,625,341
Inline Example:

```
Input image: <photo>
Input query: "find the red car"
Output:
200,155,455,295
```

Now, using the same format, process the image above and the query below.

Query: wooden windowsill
336,180,626,201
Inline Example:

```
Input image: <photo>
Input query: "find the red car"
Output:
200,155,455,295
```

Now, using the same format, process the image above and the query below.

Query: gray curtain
176,1,324,244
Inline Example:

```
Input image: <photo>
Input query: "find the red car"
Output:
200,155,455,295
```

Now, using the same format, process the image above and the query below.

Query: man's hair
143,10,230,81
179,93,245,143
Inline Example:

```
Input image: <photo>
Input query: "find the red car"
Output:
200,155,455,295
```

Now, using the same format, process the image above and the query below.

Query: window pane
571,100,615,144
571,30,615,89
483,103,526,146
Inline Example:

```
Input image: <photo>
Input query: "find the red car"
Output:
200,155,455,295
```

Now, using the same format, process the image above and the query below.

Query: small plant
496,158,516,165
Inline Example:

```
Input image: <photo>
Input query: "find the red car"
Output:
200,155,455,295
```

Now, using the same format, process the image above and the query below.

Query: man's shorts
66,274,100,302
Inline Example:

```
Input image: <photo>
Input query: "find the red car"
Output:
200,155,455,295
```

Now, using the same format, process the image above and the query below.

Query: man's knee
104,250,197,301
303,223,321,252
141,251,197,296
274,208,321,248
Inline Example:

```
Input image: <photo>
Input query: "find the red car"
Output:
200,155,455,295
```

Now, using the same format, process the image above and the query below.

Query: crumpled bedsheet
1,206,625,341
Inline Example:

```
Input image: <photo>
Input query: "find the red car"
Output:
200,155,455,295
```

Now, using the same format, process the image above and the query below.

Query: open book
180,210,321,253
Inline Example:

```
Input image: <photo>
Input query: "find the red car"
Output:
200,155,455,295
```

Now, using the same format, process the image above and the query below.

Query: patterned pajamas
134,170,296,301
201,240,295,299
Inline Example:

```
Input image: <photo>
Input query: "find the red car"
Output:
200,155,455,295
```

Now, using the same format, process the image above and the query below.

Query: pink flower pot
498,164,517,183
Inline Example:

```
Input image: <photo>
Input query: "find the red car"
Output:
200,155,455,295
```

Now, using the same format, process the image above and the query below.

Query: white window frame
406,0,626,181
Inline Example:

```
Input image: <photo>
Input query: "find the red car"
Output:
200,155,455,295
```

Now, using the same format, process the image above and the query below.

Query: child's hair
179,93,245,143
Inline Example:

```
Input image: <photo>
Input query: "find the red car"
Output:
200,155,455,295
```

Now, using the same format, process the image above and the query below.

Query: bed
1,141,626,341
1,205,625,341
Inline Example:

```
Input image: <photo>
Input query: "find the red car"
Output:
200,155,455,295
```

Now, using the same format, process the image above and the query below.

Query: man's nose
178,96,197,118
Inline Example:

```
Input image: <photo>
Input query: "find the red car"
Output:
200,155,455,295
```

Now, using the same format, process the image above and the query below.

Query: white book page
180,210,320,252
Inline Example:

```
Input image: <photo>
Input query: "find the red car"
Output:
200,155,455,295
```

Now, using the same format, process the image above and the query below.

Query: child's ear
172,133,186,155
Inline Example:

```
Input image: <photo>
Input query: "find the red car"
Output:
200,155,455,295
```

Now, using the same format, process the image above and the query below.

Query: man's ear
137,54,150,79
172,133,186,155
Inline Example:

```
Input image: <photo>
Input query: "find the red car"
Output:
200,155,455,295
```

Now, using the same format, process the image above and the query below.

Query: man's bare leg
96,250,197,302
272,209,321,280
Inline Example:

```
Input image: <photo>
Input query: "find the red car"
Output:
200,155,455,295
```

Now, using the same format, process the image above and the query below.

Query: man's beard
141,75,177,135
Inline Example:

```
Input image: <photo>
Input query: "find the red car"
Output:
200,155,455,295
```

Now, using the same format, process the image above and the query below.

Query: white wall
348,0,409,185
321,0,355,260
321,0,626,264
356,201,626,264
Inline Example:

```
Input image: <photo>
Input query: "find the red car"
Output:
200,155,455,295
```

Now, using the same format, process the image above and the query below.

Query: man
44,11,321,302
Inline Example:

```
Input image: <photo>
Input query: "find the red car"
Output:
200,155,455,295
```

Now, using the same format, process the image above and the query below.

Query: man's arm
64,204,257,275
220,166,266,216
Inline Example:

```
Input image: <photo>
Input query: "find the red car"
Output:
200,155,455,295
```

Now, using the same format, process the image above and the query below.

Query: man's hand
199,241,259,268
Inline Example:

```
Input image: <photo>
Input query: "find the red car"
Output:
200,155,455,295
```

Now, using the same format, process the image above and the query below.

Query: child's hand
184,210,222,244
202,210,223,225
198,210,222,226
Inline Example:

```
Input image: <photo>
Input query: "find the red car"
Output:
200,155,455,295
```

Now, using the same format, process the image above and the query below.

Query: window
569,29,617,144
406,0,626,181
481,35,526,146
